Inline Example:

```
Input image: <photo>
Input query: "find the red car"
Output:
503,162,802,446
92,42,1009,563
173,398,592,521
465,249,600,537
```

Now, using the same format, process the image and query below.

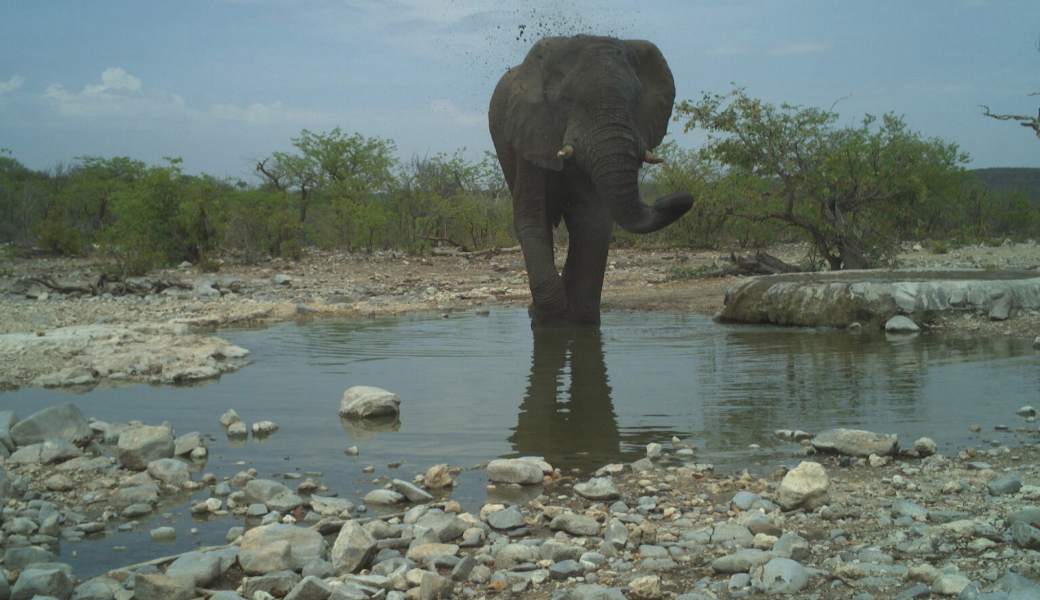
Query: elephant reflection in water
508,328,624,468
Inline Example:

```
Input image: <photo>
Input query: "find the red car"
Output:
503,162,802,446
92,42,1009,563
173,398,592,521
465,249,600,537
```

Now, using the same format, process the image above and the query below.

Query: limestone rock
811,428,899,457
9,402,92,446
424,464,453,489
775,461,829,511
485,458,544,485
116,425,175,470
331,520,377,574
338,386,401,419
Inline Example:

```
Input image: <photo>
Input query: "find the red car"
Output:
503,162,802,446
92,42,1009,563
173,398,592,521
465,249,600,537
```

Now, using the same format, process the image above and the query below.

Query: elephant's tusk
643,150,664,164
557,145,574,160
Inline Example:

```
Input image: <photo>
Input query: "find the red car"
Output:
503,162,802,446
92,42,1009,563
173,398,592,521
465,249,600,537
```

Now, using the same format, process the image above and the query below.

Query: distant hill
970,168,1040,204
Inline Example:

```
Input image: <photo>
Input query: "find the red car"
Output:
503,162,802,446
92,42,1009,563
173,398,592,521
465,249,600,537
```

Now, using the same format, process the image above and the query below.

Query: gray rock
283,575,333,600
415,511,467,543
11,566,75,600
173,431,206,456
331,520,377,574
486,505,525,530
116,425,175,471
0,410,18,451
711,522,754,546
750,557,809,594
363,489,405,506
913,437,937,456
219,409,241,428
812,428,899,457
451,555,477,582
891,500,929,520
419,571,453,599
987,474,1022,496
111,485,159,507
146,458,192,487
242,570,301,599
165,551,222,587
240,539,294,575
711,549,775,573
4,545,53,570
252,420,279,436
239,524,327,568
71,576,123,600
772,532,811,561
885,315,921,332
310,495,355,517
549,513,600,536
989,295,1013,321
574,476,621,501
731,491,763,511
550,559,585,580
9,403,92,446
338,386,401,419
391,479,434,503
39,439,82,464
569,584,627,600
1010,520,1040,550
150,526,176,541
485,459,544,485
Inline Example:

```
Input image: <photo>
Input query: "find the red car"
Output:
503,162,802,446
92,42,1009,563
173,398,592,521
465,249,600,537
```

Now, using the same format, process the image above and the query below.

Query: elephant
489,35,694,327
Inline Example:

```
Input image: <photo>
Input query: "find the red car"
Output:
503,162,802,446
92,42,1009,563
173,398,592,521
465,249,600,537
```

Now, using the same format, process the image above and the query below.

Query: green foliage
676,87,971,269
930,241,950,254
0,150,51,245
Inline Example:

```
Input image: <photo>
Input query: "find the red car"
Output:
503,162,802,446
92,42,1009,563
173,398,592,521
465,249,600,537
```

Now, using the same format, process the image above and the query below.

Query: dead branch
698,251,803,278
979,105,1040,140
430,245,522,258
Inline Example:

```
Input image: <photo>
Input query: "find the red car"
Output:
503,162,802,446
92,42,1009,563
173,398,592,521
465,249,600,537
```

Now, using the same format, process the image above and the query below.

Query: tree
256,128,397,229
676,87,970,269
0,150,50,245
980,37,1040,140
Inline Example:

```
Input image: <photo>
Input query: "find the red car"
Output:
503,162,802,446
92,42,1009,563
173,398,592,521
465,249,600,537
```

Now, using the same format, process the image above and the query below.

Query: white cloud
84,67,142,94
766,41,832,56
0,75,25,106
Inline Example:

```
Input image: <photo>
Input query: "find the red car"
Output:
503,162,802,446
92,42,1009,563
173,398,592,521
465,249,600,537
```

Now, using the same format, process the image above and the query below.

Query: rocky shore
1,243,1040,599
1,399,1040,600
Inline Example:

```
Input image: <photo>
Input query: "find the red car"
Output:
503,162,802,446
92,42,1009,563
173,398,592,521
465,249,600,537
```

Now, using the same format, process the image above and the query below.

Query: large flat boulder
9,403,92,446
716,269,1040,328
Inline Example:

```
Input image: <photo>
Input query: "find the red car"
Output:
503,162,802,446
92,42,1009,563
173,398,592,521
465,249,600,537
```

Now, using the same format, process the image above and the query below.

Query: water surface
5,308,1038,575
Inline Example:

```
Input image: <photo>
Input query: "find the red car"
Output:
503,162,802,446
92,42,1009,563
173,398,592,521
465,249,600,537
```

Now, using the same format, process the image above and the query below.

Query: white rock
775,461,829,511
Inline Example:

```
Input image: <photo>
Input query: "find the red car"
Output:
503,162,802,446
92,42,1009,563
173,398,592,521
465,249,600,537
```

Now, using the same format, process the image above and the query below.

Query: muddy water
5,307,1039,575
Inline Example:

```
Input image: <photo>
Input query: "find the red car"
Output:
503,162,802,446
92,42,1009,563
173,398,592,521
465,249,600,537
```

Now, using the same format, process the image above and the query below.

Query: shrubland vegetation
2,88,1038,273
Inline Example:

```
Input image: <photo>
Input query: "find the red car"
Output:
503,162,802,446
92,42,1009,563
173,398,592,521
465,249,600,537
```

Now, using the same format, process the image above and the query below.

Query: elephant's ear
493,38,570,172
624,40,676,150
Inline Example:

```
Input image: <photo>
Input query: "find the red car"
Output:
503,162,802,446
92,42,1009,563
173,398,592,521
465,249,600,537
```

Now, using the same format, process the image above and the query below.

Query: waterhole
5,308,1038,576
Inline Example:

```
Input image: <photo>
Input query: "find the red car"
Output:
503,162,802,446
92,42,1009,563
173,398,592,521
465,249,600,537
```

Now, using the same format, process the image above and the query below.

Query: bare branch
979,105,1040,139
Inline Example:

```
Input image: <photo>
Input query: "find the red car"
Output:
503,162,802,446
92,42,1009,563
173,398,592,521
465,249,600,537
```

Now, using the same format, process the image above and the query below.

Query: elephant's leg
561,204,613,327
513,162,568,323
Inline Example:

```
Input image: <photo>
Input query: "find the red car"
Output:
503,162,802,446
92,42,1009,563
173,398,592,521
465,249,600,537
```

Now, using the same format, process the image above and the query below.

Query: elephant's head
490,35,692,234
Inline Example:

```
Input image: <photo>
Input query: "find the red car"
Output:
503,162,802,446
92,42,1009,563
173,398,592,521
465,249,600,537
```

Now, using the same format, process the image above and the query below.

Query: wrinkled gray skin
489,35,694,327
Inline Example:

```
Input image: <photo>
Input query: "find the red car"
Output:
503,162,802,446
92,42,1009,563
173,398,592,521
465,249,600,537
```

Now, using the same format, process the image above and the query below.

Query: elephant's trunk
585,134,693,234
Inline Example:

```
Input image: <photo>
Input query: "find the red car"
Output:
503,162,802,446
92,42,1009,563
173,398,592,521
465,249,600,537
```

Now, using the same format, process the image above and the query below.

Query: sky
1,0,1038,180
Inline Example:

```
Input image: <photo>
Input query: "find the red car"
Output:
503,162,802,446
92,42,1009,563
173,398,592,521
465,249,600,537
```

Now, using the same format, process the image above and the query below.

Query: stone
418,571,453,599
913,437,937,456
338,386,401,419
11,566,75,600
219,409,242,428
711,549,774,573
245,479,304,511
363,489,405,505
174,431,206,456
242,571,302,599
750,557,809,594
549,513,600,536
331,520,377,574
812,428,899,457
150,526,176,541
486,505,525,530
392,478,434,503
485,458,544,485
116,425,175,470
1010,520,1040,550
570,584,627,600
423,464,453,489
574,476,621,501
252,420,279,436
775,461,829,511
239,523,327,567
4,546,53,570
989,295,1013,320
147,458,192,487
239,539,295,575
987,474,1022,495
628,575,662,600
9,402,92,446
39,439,82,464
310,495,355,517
930,572,971,595
885,315,920,332
550,559,585,580
283,575,333,600
165,551,222,587
72,577,124,600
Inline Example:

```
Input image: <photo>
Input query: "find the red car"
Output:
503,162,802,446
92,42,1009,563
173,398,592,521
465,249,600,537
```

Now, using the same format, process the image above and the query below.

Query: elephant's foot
528,303,601,328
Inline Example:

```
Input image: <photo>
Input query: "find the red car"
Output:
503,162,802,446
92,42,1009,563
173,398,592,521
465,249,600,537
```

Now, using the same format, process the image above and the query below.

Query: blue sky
1,0,1037,180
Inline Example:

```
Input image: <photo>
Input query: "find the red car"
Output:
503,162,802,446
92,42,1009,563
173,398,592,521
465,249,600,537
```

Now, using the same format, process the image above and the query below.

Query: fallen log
430,245,522,258
699,251,803,278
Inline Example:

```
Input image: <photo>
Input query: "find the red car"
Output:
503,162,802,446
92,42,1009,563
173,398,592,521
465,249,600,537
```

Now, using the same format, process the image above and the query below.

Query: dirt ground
2,241,1039,339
